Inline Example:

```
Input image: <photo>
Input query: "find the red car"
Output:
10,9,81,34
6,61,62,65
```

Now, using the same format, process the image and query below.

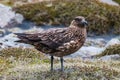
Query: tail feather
14,33,29,38
15,40,24,43
14,33,30,43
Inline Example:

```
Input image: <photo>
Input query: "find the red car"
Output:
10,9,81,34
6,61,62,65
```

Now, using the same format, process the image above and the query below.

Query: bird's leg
51,55,54,71
60,57,64,71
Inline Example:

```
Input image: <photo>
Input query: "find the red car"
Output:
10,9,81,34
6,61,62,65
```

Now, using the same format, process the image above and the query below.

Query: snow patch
99,0,119,6
69,46,104,58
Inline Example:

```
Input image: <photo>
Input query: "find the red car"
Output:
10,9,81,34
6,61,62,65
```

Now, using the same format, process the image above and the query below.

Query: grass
0,48,49,75
113,0,120,5
96,44,120,57
13,0,120,35
0,48,120,80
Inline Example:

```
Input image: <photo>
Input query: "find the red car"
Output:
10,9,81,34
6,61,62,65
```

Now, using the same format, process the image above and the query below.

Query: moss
3,59,120,80
0,0,14,6
14,0,120,35
0,57,11,75
0,48,120,79
96,44,120,57
0,48,48,75
0,48,46,59
113,0,120,4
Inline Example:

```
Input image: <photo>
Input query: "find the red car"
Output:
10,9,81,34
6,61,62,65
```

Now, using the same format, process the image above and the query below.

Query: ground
0,48,120,80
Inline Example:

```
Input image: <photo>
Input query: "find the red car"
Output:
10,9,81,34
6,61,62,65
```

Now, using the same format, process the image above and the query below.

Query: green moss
14,0,120,35
113,0,120,4
96,44,120,57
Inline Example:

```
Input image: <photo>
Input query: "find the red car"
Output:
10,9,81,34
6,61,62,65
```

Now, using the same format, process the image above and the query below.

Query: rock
68,46,104,58
0,4,24,28
0,33,33,50
0,42,2,50
0,42,2,49
67,36,120,58
0,76,4,80
14,13,24,24
84,38,107,47
0,30,4,37
0,43,3,45
105,38,120,47
0,29,13,37
99,54,120,60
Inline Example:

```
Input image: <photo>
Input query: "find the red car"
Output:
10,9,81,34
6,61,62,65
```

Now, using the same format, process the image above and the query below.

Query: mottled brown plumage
15,16,88,71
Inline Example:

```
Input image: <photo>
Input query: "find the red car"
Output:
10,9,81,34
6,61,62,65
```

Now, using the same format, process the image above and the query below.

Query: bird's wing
35,28,74,49
16,28,82,49
15,28,80,50
15,33,39,40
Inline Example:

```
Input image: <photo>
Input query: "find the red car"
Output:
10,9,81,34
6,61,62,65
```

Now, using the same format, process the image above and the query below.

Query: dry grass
0,48,120,80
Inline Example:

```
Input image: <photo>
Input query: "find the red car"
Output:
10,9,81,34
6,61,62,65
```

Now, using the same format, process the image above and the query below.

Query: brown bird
15,16,88,71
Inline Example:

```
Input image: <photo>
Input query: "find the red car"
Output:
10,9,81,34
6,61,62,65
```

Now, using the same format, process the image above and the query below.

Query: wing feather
15,27,81,50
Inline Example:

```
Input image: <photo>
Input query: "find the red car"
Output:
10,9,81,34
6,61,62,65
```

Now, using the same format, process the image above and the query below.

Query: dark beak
81,21,88,27
83,21,88,26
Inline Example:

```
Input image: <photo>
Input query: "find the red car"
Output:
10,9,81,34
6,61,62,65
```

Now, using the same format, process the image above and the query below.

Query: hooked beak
81,21,88,27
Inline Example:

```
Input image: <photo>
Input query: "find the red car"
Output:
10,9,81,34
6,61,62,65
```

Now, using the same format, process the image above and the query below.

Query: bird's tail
14,33,30,43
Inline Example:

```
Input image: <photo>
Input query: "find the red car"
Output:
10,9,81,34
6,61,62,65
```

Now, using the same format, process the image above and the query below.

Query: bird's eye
74,18,81,21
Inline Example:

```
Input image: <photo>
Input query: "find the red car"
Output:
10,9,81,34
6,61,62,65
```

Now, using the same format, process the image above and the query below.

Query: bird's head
70,16,88,28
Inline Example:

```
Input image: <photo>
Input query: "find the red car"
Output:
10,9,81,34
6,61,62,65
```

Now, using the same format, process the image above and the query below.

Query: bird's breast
56,38,85,56
55,28,87,57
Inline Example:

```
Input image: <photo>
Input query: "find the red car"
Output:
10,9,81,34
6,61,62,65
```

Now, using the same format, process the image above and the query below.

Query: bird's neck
69,25,87,38
69,24,77,28
69,25,86,30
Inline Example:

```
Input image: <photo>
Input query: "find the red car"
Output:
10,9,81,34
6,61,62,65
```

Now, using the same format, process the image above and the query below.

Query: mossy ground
13,0,120,35
113,0,120,4
0,48,120,80
0,48,49,75
96,44,120,57
0,0,28,6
